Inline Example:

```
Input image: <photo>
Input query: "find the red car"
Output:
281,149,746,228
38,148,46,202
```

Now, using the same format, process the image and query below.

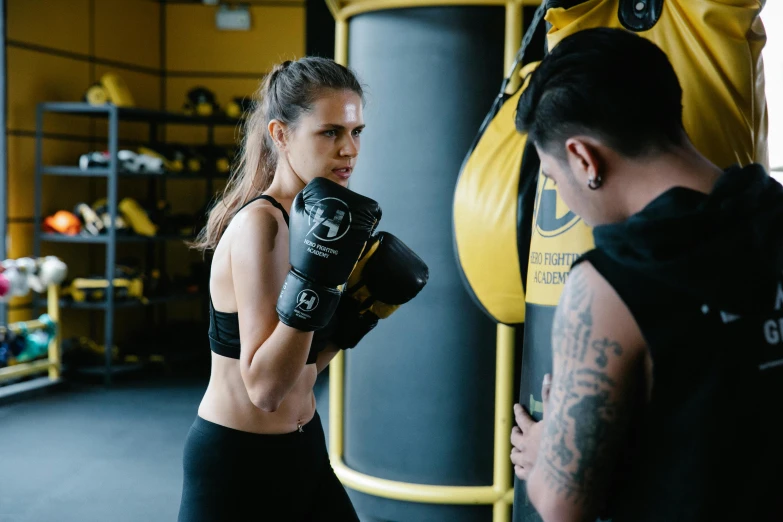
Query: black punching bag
344,6,504,522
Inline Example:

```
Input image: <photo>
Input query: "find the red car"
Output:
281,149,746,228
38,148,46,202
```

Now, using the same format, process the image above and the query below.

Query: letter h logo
311,207,345,239
308,197,352,242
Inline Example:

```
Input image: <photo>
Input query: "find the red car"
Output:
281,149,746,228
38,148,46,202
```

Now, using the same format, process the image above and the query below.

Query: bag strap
501,2,549,92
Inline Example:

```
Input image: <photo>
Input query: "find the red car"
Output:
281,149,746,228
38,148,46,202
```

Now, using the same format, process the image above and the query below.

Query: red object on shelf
43,211,81,236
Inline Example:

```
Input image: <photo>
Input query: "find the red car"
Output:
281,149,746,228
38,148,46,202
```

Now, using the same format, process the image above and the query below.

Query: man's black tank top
574,249,783,522
208,195,327,365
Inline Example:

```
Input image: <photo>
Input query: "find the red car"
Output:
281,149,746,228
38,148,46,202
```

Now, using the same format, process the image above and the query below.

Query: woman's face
282,89,364,188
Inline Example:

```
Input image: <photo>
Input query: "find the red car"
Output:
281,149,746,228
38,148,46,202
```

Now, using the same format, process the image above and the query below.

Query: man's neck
619,145,723,218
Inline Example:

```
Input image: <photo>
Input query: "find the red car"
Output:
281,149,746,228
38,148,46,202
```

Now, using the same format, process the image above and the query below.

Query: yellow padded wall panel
8,136,86,218
7,0,90,55
8,136,40,219
94,0,161,69
8,223,33,260
7,47,91,135
215,127,242,146
9,309,32,325
214,126,242,147
166,5,305,74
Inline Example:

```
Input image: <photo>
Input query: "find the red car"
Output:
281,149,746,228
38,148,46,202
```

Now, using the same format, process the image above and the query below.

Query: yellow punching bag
453,62,541,326
514,1,768,521
453,5,549,326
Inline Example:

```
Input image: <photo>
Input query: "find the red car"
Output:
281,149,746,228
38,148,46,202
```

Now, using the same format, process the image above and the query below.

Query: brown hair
190,57,364,253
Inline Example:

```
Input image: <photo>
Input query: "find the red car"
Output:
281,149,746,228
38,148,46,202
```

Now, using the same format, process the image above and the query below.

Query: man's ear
565,137,603,184
268,119,288,150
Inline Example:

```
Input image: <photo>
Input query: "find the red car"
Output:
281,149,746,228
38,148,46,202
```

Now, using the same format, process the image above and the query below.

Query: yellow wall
5,0,305,354
6,0,162,342
163,2,305,322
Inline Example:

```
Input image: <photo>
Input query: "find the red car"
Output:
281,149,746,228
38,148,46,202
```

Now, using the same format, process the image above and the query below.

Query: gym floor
0,376,203,522
0,370,334,522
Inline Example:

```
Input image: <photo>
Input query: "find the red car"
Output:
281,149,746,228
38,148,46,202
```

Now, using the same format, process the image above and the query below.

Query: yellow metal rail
0,359,58,381
504,0,524,93
329,324,517,517
0,284,62,384
332,461,505,505
328,0,541,22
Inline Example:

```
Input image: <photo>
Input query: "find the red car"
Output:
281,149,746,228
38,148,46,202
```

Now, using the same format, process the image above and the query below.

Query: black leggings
177,411,359,522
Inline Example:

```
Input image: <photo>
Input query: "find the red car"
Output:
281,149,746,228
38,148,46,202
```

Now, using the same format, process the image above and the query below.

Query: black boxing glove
276,178,382,331
330,232,429,348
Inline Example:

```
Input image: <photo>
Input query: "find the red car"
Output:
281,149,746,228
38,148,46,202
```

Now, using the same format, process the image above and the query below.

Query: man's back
577,164,783,521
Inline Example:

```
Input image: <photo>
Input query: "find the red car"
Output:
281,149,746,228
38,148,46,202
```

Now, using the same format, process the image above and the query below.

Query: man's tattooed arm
526,262,645,522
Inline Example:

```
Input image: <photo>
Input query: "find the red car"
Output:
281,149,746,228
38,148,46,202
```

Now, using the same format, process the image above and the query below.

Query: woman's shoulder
227,199,286,250
234,199,286,231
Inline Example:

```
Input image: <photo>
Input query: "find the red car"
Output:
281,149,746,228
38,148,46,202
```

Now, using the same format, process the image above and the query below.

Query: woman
179,57,369,522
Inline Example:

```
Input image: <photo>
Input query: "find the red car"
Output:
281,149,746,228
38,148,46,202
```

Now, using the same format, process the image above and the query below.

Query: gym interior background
0,1,782,522
4,0,320,357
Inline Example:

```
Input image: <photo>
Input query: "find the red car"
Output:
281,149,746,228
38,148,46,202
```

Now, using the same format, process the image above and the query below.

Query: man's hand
511,374,552,480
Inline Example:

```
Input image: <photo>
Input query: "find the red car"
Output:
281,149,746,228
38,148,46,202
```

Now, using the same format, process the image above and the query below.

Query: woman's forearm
315,345,341,374
242,322,313,411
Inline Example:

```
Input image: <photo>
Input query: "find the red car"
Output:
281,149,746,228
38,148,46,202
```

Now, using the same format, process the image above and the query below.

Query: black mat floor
0,374,208,522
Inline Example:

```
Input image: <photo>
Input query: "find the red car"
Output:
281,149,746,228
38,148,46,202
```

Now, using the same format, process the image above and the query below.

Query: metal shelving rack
33,102,240,384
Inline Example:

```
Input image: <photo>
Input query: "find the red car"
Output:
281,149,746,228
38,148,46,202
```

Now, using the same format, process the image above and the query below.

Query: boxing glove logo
308,198,352,242
295,289,320,313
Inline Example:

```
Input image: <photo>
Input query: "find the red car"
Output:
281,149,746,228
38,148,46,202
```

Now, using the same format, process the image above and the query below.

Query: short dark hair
515,27,685,159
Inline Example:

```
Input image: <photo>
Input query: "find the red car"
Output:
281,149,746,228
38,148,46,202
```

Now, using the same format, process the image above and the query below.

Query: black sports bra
208,195,329,365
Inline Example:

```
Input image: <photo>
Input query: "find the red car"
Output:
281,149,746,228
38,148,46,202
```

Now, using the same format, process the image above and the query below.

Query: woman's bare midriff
198,353,318,434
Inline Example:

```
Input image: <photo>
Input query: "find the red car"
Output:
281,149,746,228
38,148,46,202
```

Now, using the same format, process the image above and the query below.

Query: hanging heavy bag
452,5,547,327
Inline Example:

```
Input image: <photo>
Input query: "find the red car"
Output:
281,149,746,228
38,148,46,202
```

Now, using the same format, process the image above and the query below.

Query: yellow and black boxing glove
330,232,429,349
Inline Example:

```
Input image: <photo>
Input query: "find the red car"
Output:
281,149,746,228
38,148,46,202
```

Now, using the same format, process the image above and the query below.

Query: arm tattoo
537,267,625,508
591,338,623,368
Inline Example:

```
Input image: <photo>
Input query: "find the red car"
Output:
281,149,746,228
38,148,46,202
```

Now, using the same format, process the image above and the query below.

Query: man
508,27,783,522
